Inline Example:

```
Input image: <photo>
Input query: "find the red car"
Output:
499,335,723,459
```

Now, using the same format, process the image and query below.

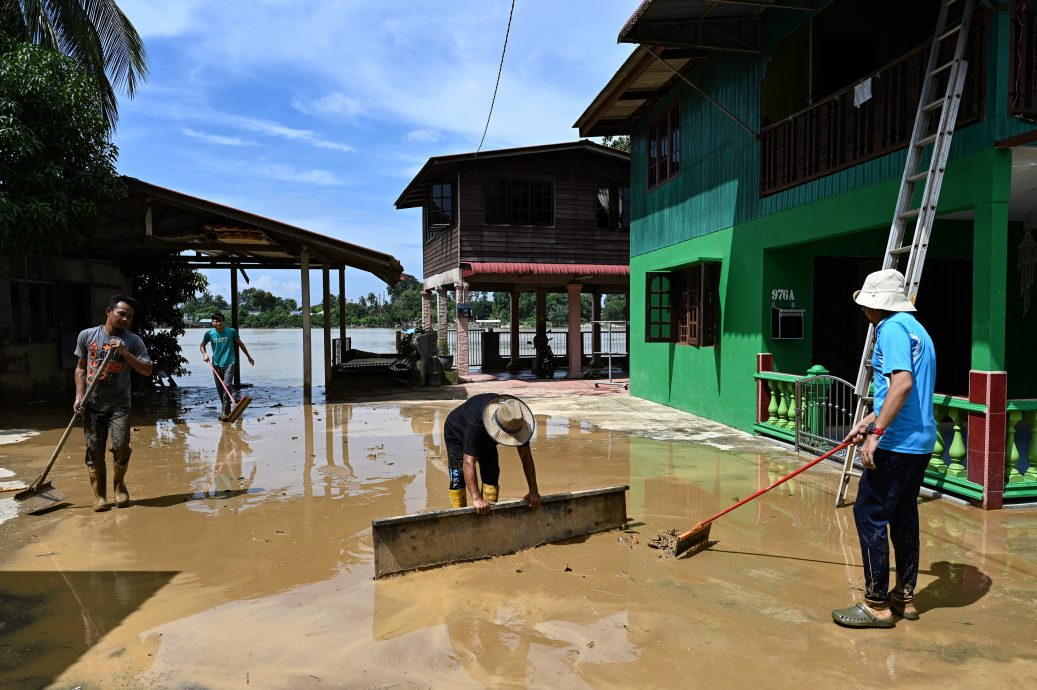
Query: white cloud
293,93,364,117
182,128,257,146
249,164,342,186
405,128,441,143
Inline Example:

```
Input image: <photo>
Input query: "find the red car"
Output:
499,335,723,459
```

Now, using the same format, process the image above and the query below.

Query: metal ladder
835,0,975,507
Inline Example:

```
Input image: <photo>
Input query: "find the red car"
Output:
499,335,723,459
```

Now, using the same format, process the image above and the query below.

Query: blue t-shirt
872,312,937,454
202,327,239,368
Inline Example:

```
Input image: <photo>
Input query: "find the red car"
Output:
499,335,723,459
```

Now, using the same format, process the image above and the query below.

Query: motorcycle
528,332,557,379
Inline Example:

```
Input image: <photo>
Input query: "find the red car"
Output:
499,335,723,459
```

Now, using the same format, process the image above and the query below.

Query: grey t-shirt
74,326,151,411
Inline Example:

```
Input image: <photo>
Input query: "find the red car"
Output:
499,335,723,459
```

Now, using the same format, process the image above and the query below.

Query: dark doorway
813,257,972,396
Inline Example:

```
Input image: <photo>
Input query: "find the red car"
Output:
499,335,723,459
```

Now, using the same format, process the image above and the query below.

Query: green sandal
832,603,896,629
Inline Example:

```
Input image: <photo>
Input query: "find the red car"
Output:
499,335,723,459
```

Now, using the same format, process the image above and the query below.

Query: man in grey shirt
74,295,153,511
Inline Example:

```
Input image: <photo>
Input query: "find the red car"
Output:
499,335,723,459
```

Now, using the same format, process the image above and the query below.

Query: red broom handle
206,358,238,403
687,440,854,532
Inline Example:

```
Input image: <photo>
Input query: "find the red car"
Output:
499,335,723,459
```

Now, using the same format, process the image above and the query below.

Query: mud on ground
2,380,1037,688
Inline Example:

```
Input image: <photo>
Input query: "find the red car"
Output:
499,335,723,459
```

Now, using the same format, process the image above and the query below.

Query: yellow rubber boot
448,488,467,508
112,463,130,508
482,484,499,504
88,464,109,512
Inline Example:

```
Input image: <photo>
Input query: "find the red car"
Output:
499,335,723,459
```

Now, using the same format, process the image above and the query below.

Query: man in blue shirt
199,312,254,420
833,269,937,629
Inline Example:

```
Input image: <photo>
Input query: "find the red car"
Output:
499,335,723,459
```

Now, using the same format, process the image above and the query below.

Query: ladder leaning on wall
835,0,976,507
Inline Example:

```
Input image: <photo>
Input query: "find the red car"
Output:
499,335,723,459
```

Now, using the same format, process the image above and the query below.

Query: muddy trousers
212,364,235,415
853,448,929,606
83,406,132,468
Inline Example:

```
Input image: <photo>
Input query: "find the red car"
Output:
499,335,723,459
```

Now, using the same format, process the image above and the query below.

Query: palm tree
1,0,148,126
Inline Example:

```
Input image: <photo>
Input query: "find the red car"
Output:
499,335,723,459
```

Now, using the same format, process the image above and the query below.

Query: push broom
207,360,252,423
14,345,118,514
673,440,853,557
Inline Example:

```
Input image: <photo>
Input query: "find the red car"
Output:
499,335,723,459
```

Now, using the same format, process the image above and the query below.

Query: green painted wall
630,149,1012,431
630,6,1034,259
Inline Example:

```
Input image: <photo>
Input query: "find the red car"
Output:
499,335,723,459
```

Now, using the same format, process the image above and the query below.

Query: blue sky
114,1,634,303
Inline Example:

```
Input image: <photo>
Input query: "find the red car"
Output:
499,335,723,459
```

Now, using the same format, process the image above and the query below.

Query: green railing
754,369,1037,503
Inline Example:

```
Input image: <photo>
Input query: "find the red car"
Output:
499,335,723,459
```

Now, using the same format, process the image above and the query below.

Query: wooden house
395,141,631,377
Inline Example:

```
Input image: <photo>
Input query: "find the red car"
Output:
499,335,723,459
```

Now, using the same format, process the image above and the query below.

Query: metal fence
445,328,628,368
794,374,856,460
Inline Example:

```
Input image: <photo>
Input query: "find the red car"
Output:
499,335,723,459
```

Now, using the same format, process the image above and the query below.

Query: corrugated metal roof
462,262,629,278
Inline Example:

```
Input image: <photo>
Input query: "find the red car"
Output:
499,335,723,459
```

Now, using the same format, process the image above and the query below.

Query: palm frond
2,0,148,126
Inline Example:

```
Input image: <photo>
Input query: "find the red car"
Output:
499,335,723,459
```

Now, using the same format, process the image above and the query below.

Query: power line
476,0,516,155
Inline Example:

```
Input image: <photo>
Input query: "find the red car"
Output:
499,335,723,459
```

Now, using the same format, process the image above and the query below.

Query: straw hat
482,395,535,447
853,269,916,312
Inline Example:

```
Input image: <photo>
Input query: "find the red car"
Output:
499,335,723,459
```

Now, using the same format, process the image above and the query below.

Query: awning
619,0,817,52
462,263,629,278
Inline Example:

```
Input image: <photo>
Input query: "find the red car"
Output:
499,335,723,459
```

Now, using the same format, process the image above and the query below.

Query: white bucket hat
853,269,916,312
482,395,535,447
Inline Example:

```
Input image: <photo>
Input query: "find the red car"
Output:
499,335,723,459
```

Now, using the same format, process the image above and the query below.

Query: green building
577,0,1037,508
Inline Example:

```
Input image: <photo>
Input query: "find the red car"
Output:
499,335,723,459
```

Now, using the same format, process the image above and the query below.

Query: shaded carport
86,177,403,401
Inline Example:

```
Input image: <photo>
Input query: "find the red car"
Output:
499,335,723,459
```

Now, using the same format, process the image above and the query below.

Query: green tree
601,294,628,322
0,34,123,251
127,265,207,384
601,135,631,153
1,0,148,126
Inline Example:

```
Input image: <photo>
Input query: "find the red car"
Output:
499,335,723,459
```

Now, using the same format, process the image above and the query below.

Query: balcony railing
754,363,1037,506
760,14,987,196
1009,1,1037,118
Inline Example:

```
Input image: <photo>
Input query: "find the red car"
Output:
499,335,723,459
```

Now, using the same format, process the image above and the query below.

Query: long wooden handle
682,440,854,536
29,345,117,490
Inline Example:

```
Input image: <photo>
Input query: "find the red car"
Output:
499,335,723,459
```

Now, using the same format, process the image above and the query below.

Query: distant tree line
180,275,628,329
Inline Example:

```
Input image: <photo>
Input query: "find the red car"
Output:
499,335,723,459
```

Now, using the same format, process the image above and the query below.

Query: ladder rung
922,97,947,113
929,61,955,78
937,24,963,42
907,170,929,183
889,245,913,257
898,208,921,220
916,132,940,147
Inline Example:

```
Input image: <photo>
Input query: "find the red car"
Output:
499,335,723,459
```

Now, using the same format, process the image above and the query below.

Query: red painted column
756,353,774,424
967,370,1008,510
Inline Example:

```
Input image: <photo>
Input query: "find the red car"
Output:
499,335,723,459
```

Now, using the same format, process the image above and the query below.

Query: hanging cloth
853,78,873,108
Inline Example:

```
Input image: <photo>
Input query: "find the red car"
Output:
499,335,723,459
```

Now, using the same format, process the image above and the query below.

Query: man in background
200,312,254,420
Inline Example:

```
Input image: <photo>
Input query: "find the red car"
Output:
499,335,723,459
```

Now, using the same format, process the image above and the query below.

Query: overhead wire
476,0,517,155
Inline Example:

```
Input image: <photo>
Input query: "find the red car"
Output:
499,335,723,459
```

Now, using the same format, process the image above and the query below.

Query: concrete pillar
968,370,1008,510
338,267,346,349
421,290,432,332
436,287,448,357
756,353,775,424
322,264,332,386
590,289,602,368
508,290,522,372
455,281,470,378
566,283,583,379
534,288,547,376
230,262,240,387
301,250,312,403
972,201,1009,371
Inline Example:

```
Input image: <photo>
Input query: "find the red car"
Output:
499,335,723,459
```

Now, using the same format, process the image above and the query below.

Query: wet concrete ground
2,379,1037,688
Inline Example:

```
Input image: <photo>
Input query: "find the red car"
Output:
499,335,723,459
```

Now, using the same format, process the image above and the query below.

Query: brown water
2,391,1036,688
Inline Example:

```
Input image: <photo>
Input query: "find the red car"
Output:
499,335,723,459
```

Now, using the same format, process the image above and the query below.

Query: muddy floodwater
2,379,1037,688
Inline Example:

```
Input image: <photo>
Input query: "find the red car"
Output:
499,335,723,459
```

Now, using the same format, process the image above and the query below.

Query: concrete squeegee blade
371,485,629,578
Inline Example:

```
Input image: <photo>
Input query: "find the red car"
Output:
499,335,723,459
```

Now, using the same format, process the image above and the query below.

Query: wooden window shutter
645,272,676,343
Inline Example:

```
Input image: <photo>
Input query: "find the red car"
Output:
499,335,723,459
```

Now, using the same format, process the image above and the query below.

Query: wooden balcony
760,15,987,197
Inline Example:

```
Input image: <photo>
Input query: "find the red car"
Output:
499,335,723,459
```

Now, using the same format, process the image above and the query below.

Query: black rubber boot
88,464,110,512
